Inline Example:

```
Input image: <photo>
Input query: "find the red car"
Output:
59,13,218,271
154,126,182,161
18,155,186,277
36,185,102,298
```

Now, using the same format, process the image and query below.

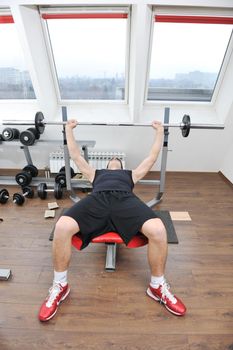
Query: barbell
2,111,224,142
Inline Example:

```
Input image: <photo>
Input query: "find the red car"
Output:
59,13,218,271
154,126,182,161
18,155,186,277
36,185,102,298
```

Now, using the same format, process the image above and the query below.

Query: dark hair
106,157,123,169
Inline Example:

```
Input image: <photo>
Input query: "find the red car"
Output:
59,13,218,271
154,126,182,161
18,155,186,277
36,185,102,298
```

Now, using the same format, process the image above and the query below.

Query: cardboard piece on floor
48,202,59,210
44,210,55,219
170,211,192,221
0,268,11,281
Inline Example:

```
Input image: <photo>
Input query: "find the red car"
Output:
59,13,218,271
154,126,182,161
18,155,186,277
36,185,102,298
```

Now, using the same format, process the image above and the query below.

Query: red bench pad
72,232,148,250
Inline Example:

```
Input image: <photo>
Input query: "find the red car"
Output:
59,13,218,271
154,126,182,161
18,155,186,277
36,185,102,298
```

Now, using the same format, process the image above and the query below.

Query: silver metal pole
2,120,225,130
20,145,33,165
61,106,80,203
41,122,226,129
146,107,170,208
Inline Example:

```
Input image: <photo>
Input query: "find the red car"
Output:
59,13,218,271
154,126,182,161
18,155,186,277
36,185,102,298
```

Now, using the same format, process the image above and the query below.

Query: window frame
145,8,233,106
0,11,36,102
40,6,131,104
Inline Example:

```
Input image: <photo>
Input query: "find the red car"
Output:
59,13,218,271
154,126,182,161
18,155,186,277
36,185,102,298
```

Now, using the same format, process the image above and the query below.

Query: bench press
72,231,148,271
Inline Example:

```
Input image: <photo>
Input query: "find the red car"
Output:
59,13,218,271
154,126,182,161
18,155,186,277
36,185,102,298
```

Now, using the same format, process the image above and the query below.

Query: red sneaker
38,283,70,322
147,282,186,316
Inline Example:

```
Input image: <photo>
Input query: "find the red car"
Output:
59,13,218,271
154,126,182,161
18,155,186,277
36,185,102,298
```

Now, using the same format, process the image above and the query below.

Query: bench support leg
105,243,117,271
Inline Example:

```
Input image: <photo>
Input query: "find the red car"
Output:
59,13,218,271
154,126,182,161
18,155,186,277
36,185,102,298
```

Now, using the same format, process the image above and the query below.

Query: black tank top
92,169,134,193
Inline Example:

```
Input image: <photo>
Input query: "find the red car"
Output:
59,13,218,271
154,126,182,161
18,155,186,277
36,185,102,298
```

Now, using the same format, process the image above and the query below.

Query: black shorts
63,191,158,250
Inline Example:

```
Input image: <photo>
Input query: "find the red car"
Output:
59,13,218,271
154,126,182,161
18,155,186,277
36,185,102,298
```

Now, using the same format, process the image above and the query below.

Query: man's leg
53,216,80,272
38,216,80,322
140,218,167,277
140,218,186,316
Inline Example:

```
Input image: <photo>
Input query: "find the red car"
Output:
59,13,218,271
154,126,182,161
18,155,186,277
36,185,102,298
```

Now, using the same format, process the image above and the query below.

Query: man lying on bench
38,120,186,322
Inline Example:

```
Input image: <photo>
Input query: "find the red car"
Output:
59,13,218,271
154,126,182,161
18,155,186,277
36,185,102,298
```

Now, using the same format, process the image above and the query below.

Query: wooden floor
0,172,233,350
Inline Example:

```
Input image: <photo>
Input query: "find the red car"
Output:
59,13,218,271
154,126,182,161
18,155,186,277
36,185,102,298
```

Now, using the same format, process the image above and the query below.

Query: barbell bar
2,111,225,139
42,121,224,128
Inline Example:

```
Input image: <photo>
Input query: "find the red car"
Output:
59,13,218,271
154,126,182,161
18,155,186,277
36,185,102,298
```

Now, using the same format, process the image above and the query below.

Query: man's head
106,157,123,170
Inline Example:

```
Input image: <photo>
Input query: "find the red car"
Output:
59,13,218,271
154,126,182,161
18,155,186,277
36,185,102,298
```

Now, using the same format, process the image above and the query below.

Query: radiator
49,151,126,173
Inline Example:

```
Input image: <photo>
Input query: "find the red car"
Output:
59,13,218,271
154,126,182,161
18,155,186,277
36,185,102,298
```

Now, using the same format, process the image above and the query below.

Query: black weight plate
22,186,34,198
19,130,35,146
27,127,40,140
182,114,191,137
15,172,32,186
38,183,47,199
2,128,14,141
35,112,45,135
54,183,63,199
55,172,66,187
0,188,9,204
13,193,25,205
59,166,75,178
23,164,38,178
12,128,20,139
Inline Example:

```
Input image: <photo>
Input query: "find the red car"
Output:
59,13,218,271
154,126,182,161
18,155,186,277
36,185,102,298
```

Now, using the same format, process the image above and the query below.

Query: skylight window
41,9,129,101
0,13,35,99
147,15,233,102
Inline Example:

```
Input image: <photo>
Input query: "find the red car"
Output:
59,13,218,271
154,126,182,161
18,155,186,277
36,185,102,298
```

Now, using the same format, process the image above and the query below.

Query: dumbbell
55,166,75,188
13,186,34,206
2,128,20,141
19,128,40,146
0,188,9,204
38,182,63,200
15,164,38,187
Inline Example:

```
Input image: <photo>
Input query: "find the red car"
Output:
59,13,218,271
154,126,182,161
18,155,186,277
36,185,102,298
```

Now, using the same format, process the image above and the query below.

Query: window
0,13,35,99
41,8,129,101
147,15,233,102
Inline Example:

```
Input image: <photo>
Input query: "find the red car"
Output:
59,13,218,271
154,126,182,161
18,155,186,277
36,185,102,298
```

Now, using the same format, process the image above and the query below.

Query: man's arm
65,120,95,183
132,121,164,184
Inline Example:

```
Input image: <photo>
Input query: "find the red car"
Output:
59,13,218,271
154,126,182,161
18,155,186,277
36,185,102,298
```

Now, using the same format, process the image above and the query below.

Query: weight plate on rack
27,127,40,140
59,166,75,178
55,172,66,187
182,114,191,138
15,172,32,186
19,130,36,146
2,128,14,141
35,112,45,135
23,164,38,178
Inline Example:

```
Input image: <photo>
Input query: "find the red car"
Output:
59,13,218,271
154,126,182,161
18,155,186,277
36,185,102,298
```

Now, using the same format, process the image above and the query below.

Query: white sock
150,275,165,288
53,270,68,287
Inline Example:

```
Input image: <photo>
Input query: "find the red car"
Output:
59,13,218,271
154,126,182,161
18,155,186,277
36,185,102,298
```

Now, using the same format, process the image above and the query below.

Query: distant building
0,67,21,85
0,67,35,99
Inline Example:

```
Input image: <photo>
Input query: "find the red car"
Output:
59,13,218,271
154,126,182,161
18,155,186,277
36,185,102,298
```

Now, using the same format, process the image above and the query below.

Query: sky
150,22,233,79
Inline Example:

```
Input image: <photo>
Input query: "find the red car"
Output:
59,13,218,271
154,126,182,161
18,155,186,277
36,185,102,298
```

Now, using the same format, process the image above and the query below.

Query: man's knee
142,218,167,244
54,216,79,240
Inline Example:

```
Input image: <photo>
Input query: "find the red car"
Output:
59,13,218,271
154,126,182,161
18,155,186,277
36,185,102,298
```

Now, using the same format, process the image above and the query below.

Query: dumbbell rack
0,140,96,201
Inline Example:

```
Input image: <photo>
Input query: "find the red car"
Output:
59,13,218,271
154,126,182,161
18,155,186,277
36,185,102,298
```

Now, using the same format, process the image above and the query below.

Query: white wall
219,102,233,183
215,24,233,184
221,141,233,183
